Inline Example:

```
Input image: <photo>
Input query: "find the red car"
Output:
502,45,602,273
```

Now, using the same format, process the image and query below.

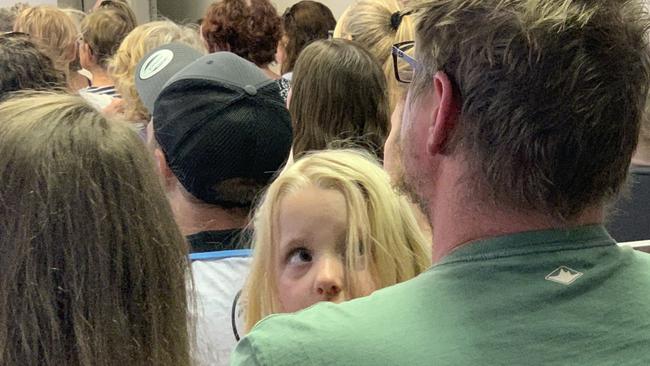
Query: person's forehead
276,186,348,243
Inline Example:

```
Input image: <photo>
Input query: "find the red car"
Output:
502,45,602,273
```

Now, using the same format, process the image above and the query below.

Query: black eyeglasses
391,41,418,83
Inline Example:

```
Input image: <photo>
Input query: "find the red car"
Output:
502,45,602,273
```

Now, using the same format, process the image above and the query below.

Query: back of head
0,35,65,100
13,6,77,74
108,20,206,122
98,0,138,27
333,0,414,110
81,8,136,69
290,39,390,159
201,0,282,66
144,49,293,210
60,8,86,74
280,0,336,75
244,149,430,330
412,0,650,219
0,92,190,365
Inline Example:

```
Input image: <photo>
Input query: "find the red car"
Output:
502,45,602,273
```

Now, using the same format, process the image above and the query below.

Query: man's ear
427,71,460,156
80,43,96,64
86,44,98,64
154,148,176,190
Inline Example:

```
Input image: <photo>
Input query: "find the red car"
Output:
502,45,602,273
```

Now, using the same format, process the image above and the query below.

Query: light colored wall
156,0,350,23
128,0,154,23
1,0,56,5
58,0,81,8
55,0,153,23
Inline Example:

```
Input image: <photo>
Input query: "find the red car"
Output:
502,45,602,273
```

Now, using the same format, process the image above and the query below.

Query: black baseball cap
135,43,292,207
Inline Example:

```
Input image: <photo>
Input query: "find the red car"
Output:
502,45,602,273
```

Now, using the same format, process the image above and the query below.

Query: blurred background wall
6,0,347,23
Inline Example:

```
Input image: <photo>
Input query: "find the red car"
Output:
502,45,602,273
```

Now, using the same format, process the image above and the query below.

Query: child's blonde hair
244,149,431,331
107,20,206,122
14,6,77,77
333,0,414,111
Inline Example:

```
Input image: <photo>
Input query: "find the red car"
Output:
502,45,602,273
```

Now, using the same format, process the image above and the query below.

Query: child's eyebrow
280,237,308,250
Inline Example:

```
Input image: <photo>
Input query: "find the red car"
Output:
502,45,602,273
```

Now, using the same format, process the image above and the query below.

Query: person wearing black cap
135,43,292,366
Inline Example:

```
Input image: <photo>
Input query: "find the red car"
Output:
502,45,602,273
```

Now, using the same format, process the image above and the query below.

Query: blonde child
244,149,431,331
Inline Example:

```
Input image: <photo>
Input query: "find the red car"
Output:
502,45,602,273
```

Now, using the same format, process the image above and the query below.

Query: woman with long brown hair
289,39,390,160
278,1,335,77
0,92,191,366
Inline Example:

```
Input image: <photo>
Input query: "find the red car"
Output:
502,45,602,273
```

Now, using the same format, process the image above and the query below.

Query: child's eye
287,247,312,265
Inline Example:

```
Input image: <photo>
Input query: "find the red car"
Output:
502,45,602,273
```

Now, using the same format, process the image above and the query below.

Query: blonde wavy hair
108,21,206,122
14,6,77,78
333,0,414,111
244,149,431,331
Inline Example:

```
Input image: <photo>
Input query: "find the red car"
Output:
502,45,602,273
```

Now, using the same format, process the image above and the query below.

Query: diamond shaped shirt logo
545,266,583,285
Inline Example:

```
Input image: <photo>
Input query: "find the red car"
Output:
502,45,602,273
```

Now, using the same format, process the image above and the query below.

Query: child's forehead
278,186,347,222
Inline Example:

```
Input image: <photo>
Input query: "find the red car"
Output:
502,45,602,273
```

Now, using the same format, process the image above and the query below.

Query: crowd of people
0,0,649,365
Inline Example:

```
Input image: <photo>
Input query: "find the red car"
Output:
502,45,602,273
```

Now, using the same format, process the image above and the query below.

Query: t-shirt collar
437,224,614,266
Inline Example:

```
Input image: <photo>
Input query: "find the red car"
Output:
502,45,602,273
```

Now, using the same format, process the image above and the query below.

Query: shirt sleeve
230,336,264,366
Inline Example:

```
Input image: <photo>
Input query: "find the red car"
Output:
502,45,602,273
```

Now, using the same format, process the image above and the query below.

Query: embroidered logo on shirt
545,266,583,285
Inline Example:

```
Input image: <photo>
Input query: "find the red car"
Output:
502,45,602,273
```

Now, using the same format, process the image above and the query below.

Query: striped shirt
79,85,121,111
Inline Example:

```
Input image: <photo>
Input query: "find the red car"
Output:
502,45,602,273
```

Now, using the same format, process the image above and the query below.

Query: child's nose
314,256,344,301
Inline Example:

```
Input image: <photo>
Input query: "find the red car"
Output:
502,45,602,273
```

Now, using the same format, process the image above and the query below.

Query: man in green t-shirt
231,1,650,365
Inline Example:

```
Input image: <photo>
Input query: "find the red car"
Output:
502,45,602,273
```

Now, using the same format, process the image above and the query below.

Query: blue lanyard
189,249,252,261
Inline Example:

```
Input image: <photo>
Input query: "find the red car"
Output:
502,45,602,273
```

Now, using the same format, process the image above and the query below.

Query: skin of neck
426,156,605,263
87,64,114,88
259,63,280,80
167,187,249,236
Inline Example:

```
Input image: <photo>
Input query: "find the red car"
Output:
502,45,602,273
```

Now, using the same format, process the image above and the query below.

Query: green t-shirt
231,225,650,365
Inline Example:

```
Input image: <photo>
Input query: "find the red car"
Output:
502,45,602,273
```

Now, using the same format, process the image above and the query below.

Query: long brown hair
0,92,191,366
280,0,336,75
290,39,390,159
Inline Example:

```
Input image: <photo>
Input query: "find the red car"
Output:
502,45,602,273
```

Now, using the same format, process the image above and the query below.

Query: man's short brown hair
411,0,650,219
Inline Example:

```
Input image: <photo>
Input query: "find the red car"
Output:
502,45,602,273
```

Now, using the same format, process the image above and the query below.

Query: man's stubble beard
394,136,432,222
